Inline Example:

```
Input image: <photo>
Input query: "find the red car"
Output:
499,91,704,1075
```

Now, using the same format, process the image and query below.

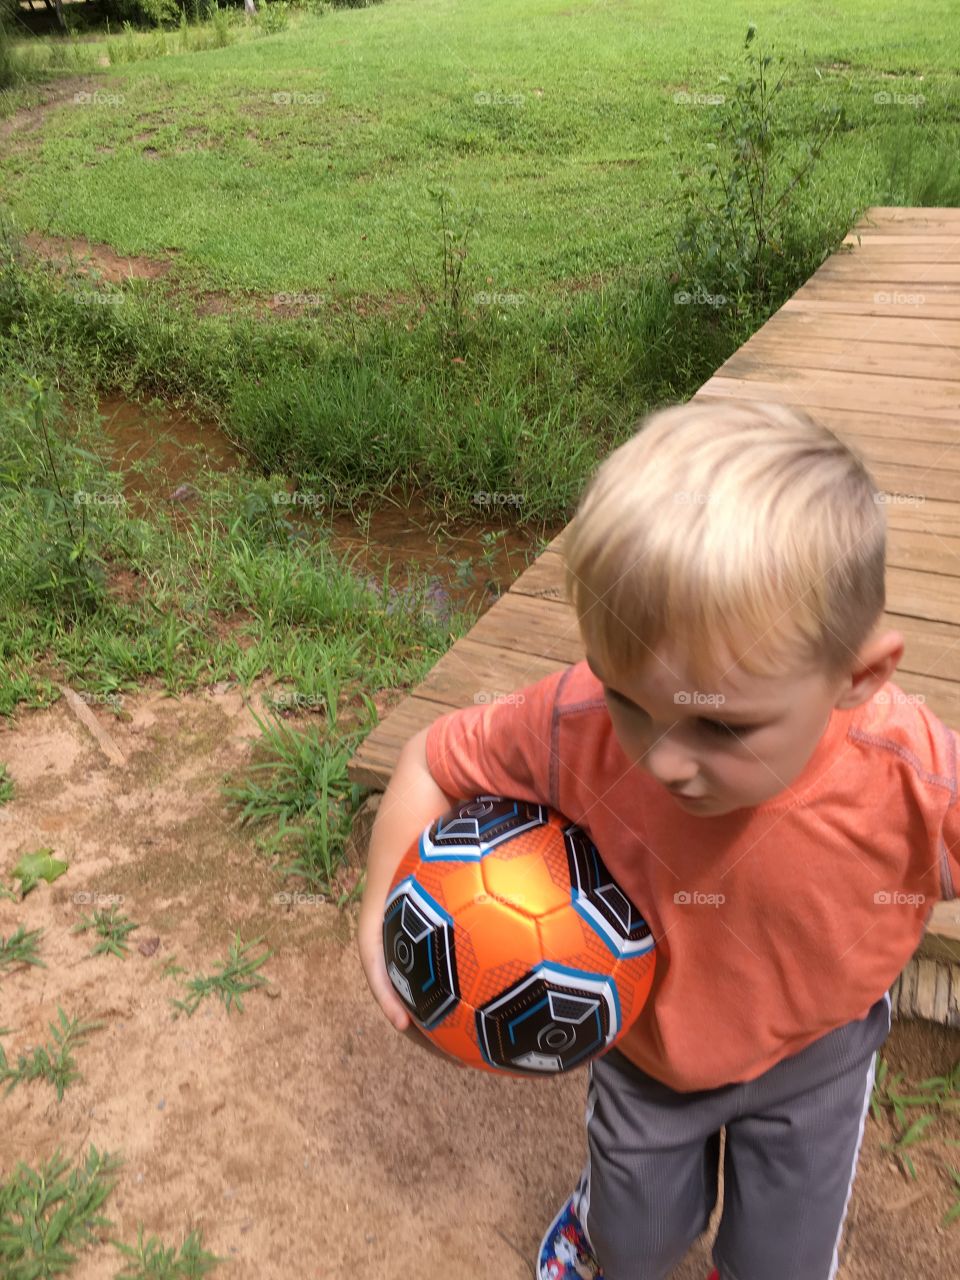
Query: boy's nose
638,737,699,789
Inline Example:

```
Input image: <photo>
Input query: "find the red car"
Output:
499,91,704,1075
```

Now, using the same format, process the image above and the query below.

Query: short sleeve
423,668,567,808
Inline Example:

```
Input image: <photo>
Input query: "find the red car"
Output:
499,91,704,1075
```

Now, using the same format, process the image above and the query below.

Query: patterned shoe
537,1194,603,1280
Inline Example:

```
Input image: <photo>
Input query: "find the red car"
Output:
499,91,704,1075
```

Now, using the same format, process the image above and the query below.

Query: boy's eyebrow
584,654,773,724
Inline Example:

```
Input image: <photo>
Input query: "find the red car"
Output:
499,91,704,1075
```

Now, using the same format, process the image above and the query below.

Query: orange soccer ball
382,795,656,1076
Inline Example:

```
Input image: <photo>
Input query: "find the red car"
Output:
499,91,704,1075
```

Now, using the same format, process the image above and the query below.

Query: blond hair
563,400,886,691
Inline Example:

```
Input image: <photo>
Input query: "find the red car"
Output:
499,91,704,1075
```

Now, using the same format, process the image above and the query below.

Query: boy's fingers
361,940,411,1030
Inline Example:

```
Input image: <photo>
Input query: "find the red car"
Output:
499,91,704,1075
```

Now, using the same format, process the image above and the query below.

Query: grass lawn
2,0,958,294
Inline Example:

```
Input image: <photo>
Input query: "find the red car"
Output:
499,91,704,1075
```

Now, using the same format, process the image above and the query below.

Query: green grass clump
0,924,45,972
0,1146,122,1280
72,906,141,957
0,1007,105,1101
169,929,272,1016
112,1224,225,1278
871,1054,960,1227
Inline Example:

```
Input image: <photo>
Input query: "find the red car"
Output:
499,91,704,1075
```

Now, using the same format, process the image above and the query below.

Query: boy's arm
357,668,565,1052
358,726,460,1029
422,668,565,808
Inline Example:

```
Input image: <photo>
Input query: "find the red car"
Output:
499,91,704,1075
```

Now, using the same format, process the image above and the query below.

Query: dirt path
1,686,958,1278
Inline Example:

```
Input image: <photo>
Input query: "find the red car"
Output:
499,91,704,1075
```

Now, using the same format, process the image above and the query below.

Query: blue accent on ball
507,995,549,1044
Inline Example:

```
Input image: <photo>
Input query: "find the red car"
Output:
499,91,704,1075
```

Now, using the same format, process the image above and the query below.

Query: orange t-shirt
424,661,959,1092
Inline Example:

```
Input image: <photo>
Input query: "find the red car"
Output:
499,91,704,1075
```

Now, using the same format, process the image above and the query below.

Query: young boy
358,400,959,1280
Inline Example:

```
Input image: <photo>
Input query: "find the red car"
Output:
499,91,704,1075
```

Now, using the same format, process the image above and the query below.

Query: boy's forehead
585,646,802,712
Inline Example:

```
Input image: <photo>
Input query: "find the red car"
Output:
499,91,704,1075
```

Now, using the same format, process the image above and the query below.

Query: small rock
169,483,198,503
156,1099,165,1110
365,1233,376,1244
138,936,161,957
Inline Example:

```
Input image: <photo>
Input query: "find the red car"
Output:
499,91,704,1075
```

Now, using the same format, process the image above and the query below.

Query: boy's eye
605,688,755,738
700,718,743,737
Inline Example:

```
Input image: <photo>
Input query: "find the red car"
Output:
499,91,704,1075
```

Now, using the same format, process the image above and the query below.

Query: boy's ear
832,629,905,710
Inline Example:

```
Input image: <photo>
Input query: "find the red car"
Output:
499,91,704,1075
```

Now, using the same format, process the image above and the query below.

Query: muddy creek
97,396,564,620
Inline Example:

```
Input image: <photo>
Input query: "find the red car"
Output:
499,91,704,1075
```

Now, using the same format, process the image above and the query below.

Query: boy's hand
358,904,411,1031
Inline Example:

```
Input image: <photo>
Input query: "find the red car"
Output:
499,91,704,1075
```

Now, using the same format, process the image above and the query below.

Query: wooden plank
459,590,584,664
881,612,960,683
413,637,567,704
718,335,960,383
693,397,960,445
840,237,960,261
854,207,960,231
887,565,960,630
508,548,566,600
779,296,960,321
811,260,960,284
695,371,960,417
755,310,960,349
348,693,457,790
886,525,960,578
849,435,960,478
884,500,960,541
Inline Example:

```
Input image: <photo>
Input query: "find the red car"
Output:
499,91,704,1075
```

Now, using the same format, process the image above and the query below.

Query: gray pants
575,992,892,1280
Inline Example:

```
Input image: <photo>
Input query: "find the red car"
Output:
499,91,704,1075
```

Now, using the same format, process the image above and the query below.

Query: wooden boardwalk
348,206,960,1011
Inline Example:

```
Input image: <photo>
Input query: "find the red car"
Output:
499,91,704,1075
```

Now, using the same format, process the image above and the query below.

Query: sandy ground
2,684,960,1280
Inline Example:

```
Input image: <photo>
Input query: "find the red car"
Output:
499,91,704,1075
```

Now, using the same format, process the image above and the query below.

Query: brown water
97,396,563,617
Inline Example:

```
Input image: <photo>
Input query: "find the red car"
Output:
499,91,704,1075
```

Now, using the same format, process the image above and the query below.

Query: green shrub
256,0,290,33
674,25,845,319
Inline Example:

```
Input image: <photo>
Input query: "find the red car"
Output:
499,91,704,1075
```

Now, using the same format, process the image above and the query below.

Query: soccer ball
382,795,656,1076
